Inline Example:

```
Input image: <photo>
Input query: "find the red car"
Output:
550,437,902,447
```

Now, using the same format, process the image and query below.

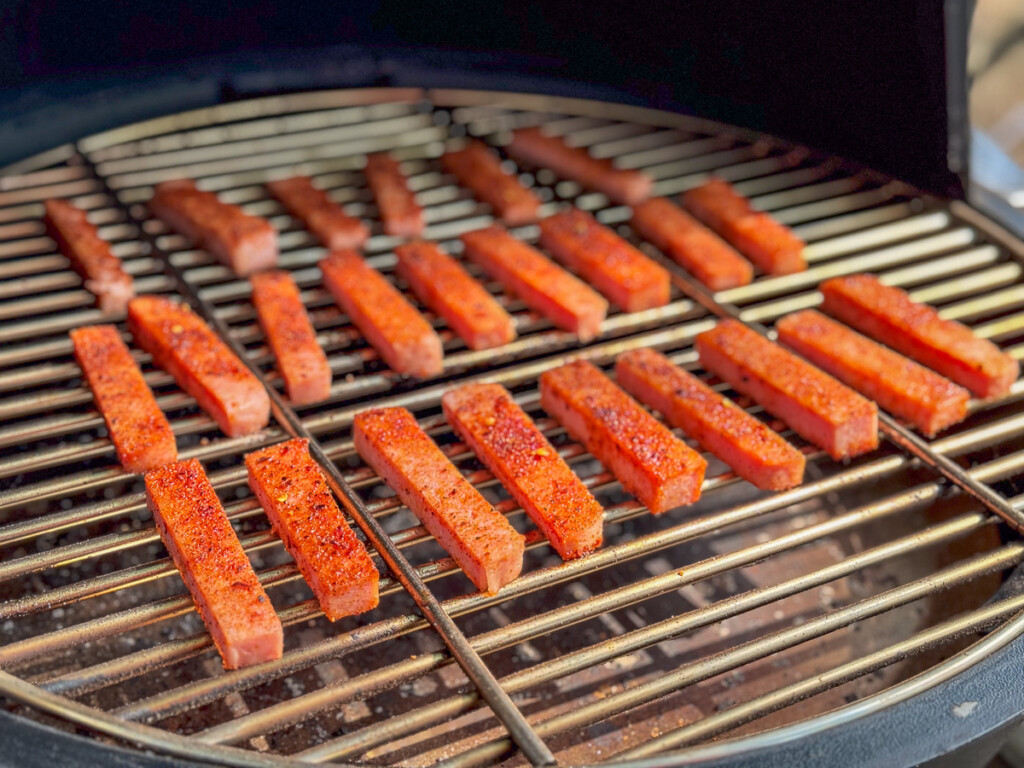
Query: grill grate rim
2,88,1024,767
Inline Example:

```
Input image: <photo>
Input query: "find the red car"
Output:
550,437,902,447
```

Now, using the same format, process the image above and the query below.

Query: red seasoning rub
777,309,971,437
820,274,1019,399
442,382,604,559
364,153,424,238
616,348,805,490
149,179,277,276
44,199,134,313
320,250,443,379
250,271,331,406
682,178,806,275
540,360,707,514
696,319,878,460
442,139,541,226
266,176,368,250
246,439,379,621
127,295,270,437
394,241,516,351
507,127,652,205
353,407,525,594
630,197,754,291
461,225,608,342
70,324,177,473
145,459,283,669
538,208,671,312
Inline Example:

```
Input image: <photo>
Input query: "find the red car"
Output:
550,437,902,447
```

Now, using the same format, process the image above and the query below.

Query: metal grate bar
0,319,720,527
2,434,605,614
0,561,304,667
876,412,1024,531
0,429,284,525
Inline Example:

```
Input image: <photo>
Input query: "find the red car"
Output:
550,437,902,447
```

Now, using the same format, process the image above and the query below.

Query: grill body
2,81,1024,768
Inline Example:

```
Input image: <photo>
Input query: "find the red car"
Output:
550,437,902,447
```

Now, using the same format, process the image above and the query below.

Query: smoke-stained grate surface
2,89,1024,767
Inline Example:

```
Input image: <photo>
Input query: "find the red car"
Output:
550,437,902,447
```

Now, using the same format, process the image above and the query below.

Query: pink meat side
250,270,332,405
70,324,178,473
820,274,1019,399
394,241,516,351
696,320,877,460
145,459,283,669
44,198,136,313
616,348,805,490
127,296,270,437
320,250,443,378
776,309,970,436
353,407,525,594
246,438,379,621
460,226,608,342
442,382,604,559
507,127,652,205
150,179,278,276
539,360,706,514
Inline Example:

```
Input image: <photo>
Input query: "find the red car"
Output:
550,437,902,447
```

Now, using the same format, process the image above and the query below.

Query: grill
4,87,1024,767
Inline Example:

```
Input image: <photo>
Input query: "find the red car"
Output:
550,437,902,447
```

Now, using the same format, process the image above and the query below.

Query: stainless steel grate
3,88,1024,767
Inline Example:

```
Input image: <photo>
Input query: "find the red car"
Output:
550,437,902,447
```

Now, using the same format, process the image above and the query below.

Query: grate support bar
876,413,1024,533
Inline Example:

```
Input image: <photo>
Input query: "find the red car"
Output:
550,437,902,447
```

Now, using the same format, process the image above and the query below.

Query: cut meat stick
44,199,135,313
540,360,707,514
442,382,604,559
538,208,671,312
128,295,270,437
246,438,379,621
460,225,608,342
507,127,652,205
616,347,805,490
320,250,443,378
145,458,283,669
696,319,878,459
820,274,1019,399
353,406,525,594
70,324,177,473
250,270,332,405
682,178,806,275
149,179,277,276
442,139,541,225
364,153,424,237
630,197,754,291
267,176,368,250
394,241,516,350
777,309,970,436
